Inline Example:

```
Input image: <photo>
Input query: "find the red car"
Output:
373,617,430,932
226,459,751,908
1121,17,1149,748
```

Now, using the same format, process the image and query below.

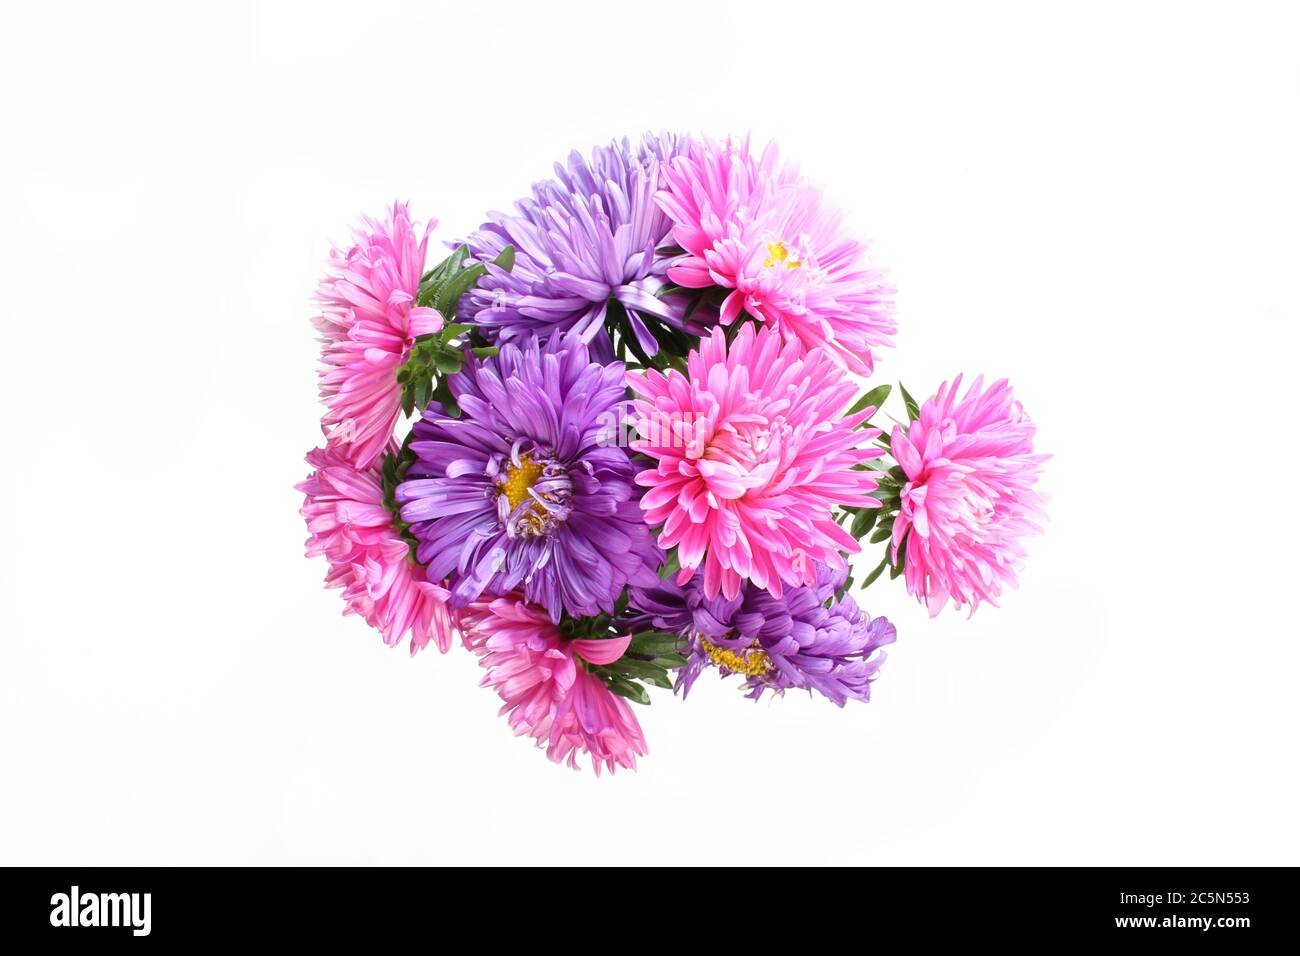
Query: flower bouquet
298,133,1047,774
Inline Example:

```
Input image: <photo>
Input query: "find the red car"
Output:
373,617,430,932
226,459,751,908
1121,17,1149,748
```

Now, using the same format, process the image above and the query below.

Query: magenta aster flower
891,375,1048,616
395,332,661,622
313,202,444,468
656,136,896,375
297,445,454,654
628,323,883,600
458,596,647,775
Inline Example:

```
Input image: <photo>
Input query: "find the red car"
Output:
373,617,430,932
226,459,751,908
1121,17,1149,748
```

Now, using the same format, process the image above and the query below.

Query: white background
1,0,1296,866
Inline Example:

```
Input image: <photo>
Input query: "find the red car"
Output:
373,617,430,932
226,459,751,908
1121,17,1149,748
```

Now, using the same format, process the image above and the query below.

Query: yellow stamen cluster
700,637,773,677
500,455,545,512
764,241,800,270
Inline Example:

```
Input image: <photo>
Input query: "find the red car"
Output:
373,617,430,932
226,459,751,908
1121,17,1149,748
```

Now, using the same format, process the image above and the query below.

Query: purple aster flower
631,563,896,706
395,332,661,622
461,133,712,362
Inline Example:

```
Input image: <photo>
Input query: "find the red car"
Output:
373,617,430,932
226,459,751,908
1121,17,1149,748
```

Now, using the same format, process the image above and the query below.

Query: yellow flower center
764,241,800,270
700,637,773,677
499,455,545,511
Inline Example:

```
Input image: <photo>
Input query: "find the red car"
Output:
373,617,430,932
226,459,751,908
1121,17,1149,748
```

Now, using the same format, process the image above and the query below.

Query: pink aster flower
458,597,646,775
313,202,444,468
297,445,454,654
890,375,1048,616
656,136,895,375
628,323,884,601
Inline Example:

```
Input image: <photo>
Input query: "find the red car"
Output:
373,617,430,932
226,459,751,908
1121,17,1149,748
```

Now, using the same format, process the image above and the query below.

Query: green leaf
628,632,684,656
430,376,461,419
432,244,515,320
848,383,892,418
379,441,422,561
494,244,516,273
433,347,464,376
604,676,651,705
417,245,470,305
889,538,907,579
850,508,878,539
604,658,673,681
650,652,689,669
860,553,890,589
658,549,681,581
899,382,921,422
681,291,703,323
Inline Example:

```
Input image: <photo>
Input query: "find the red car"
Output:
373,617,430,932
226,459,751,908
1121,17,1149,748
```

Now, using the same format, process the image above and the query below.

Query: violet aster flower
631,564,896,706
461,133,708,362
395,332,661,622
